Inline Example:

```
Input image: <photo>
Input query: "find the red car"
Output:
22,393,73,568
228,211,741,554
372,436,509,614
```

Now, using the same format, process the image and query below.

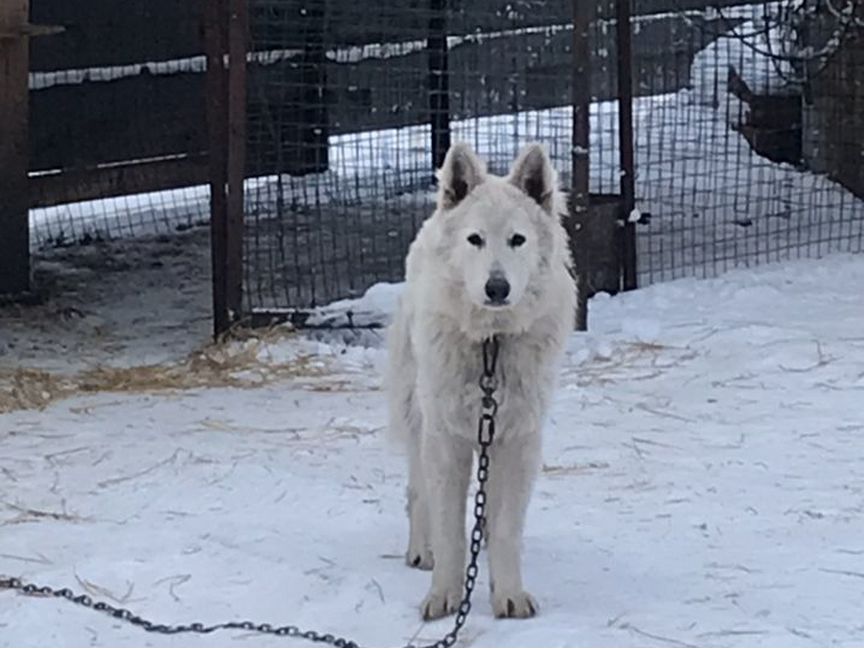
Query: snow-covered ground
3,253,864,647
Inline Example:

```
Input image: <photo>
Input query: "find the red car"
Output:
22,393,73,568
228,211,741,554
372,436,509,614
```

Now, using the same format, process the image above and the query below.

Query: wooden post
569,0,591,331
0,0,31,295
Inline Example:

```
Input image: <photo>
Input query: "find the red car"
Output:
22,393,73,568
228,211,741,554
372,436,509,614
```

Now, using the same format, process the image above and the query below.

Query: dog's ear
508,143,557,213
437,142,486,210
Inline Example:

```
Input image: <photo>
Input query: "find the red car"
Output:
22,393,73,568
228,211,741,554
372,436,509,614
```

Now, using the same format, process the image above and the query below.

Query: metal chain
412,334,499,648
0,335,501,648
0,577,360,647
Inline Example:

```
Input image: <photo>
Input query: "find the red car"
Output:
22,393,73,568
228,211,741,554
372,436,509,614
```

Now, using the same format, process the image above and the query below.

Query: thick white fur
386,142,576,620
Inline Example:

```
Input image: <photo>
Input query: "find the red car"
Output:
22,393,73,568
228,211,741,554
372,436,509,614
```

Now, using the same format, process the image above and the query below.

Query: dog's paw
420,587,461,620
492,590,538,619
406,546,434,570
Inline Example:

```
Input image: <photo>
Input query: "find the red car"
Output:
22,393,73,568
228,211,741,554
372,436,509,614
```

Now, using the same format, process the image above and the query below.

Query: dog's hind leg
486,434,541,618
387,305,432,569
405,397,433,570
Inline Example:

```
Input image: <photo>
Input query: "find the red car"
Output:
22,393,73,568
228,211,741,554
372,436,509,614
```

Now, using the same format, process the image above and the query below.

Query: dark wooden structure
803,9,864,200
728,66,802,166
0,0,31,295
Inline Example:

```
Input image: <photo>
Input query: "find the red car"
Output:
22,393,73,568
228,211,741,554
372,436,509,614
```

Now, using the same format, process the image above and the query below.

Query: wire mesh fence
18,0,864,323
243,0,626,313
242,0,864,316
631,0,864,284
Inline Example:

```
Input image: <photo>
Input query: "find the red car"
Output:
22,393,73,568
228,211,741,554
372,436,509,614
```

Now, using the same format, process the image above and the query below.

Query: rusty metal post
615,0,638,290
428,0,450,169
225,0,247,323
0,0,31,295
203,0,230,336
570,0,591,331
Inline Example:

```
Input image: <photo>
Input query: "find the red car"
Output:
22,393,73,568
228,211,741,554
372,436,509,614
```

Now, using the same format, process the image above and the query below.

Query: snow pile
303,281,403,330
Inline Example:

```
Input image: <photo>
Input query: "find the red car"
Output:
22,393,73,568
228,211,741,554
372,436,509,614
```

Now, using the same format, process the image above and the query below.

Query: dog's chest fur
415,325,558,442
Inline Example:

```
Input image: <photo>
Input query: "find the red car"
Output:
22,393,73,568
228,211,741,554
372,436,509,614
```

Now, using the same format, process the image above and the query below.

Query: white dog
386,142,576,620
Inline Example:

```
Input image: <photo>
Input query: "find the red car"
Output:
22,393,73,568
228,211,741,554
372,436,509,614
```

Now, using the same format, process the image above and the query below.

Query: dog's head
434,142,564,314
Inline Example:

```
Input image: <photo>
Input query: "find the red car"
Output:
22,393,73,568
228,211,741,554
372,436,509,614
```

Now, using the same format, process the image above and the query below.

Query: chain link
0,336,501,648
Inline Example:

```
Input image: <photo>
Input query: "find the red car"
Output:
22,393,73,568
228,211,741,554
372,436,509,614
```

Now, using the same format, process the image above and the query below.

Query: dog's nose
484,276,511,304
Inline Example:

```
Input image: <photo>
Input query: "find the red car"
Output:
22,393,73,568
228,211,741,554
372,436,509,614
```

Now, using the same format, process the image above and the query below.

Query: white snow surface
3,253,864,647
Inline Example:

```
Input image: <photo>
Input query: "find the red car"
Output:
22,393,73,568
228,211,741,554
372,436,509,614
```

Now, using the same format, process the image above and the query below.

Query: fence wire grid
243,0,864,314
243,0,624,312
24,0,864,319
632,0,864,284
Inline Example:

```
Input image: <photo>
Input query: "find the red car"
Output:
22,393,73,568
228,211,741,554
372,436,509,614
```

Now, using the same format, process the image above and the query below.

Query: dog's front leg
420,428,472,620
487,433,541,618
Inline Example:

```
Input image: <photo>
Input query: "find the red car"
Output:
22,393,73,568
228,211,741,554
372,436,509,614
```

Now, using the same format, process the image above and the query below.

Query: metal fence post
203,0,246,337
428,0,450,170
570,0,591,331
203,0,230,336
0,0,31,296
615,0,637,290
225,0,247,323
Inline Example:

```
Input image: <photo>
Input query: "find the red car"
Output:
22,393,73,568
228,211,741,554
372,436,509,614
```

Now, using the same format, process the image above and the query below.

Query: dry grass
562,340,696,387
1,502,89,525
0,369,63,413
542,460,610,476
0,328,328,414
1,333,685,416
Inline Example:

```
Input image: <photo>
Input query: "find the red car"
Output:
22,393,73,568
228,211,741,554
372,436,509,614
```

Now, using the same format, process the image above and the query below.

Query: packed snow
3,253,864,647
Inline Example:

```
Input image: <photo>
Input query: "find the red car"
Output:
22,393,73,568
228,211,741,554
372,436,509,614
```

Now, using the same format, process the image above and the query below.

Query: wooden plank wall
29,0,207,206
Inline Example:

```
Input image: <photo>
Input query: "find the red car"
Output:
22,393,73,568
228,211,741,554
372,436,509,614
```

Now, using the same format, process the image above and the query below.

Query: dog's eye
509,233,526,248
467,233,484,247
